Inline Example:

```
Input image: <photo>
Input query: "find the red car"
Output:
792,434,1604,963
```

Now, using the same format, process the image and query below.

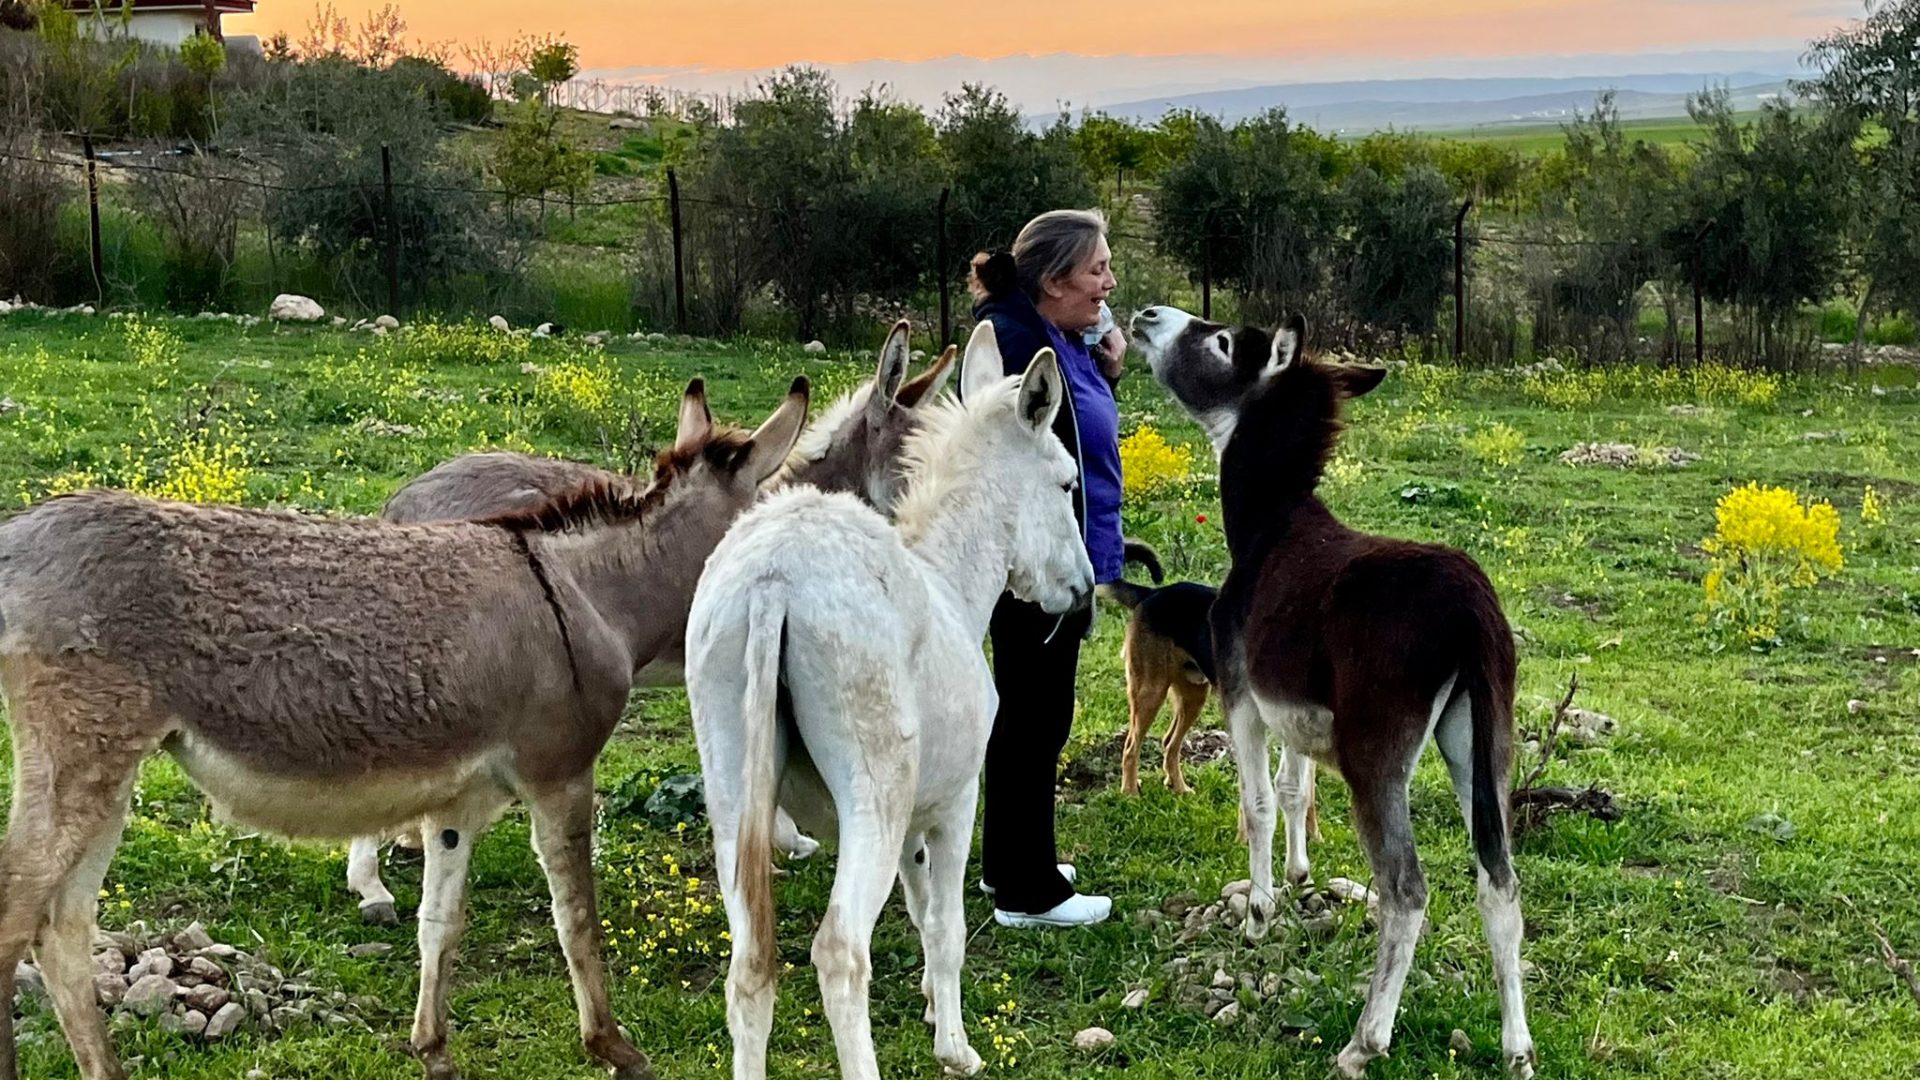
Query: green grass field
1434,114,1727,157
2,313,1917,1078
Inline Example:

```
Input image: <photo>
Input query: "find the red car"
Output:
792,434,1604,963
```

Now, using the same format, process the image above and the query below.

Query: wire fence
0,142,1884,370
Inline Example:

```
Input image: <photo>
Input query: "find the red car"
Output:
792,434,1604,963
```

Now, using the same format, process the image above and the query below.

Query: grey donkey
346,322,957,923
0,377,809,1080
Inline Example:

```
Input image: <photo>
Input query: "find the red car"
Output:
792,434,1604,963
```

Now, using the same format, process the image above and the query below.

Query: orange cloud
228,1,1836,71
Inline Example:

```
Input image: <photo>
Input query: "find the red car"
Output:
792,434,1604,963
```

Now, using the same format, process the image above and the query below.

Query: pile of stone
15,921,380,1042
1558,442,1699,469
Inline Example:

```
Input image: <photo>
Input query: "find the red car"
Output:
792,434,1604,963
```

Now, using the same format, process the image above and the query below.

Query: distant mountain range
1098,72,1795,132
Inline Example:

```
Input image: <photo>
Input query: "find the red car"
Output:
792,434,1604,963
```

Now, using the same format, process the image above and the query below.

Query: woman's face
1041,235,1116,331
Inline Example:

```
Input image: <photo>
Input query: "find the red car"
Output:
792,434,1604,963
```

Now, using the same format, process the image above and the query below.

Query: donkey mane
783,385,872,471
890,376,1021,544
476,428,756,534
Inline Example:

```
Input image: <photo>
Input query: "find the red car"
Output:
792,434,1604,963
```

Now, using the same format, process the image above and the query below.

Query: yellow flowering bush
1523,363,1780,410
1701,483,1843,646
1861,485,1885,529
1463,422,1525,466
1119,424,1194,501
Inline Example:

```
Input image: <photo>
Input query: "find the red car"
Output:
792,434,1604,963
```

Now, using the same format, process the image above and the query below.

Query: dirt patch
1767,959,1835,1004
1791,472,1920,502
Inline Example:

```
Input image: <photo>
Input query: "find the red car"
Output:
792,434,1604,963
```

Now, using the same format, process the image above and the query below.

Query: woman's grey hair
969,208,1107,301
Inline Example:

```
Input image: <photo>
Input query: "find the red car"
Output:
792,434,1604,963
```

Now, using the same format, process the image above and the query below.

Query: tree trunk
1851,280,1875,380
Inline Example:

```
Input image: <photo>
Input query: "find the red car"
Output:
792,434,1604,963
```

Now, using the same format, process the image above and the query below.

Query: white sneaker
994,892,1113,929
979,864,1076,898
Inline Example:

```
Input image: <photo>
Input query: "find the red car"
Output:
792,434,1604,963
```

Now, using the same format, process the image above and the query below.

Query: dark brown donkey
1131,306,1534,1079
0,378,808,1080
346,323,956,923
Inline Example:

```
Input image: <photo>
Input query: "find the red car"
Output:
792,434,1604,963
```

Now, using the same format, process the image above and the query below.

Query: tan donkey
0,378,808,1080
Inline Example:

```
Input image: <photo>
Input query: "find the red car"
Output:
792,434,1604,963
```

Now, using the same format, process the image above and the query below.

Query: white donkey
685,322,1094,1080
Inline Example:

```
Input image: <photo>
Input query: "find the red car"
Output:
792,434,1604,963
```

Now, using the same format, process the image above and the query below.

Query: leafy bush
1118,424,1195,501
1701,483,1843,646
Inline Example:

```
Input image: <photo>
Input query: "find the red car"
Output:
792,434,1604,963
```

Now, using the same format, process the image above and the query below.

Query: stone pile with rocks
15,921,381,1042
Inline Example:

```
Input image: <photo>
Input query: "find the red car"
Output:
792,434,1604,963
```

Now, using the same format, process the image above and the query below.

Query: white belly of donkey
1254,692,1337,764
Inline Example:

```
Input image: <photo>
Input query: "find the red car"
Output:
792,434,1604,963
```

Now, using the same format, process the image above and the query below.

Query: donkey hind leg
1161,680,1206,795
894,834,936,1025
1120,670,1167,796
526,777,655,1080
918,793,982,1076
1334,758,1428,1080
408,792,509,1080
1275,746,1315,887
1223,688,1278,941
1436,697,1535,1078
812,798,911,1080
349,835,401,925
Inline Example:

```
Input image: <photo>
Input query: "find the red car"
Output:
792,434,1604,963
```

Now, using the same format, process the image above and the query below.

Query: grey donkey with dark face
0,378,810,1080
346,321,957,924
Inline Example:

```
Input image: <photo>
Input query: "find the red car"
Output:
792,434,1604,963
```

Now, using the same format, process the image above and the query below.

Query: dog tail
1096,580,1152,611
736,590,784,983
1122,538,1165,584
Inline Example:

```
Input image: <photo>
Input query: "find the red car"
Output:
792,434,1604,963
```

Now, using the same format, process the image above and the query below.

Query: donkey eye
1061,480,1077,493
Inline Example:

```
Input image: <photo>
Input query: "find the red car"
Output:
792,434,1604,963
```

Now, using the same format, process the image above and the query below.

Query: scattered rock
374,314,400,331
0,397,19,417
94,949,125,976
803,339,828,355
1801,431,1843,442
205,1001,246,1040
1220,879,1253,901
1121,988,1149,1010
123,974,179,1017
268,294,325,323
1072,1026,1115,1052
489,315,511,332
354,418,420,438
346,942,393,959
1665,404,1705,416
1210,969,1235,991
1212,1001,1241,1026
1227,893,1249,920
271,1005,308,1029
1325,878,1379,911
186,956,226,984
1259,972,1283,999
1847,699,1867,714
167,1009,210,1037
14,962,42,996
1301,912,1341,940
1559,442,1699,469
1562,707,1618,746
584,332,608,347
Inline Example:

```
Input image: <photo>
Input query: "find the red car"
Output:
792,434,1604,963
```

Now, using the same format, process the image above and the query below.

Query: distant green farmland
1429,112,1747,155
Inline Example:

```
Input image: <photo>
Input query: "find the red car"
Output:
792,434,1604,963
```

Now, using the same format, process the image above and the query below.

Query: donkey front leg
526,777,656,1080
410,795,509,1080
349,835,401,925
1223,689,1278,941
1334,767,1427,1079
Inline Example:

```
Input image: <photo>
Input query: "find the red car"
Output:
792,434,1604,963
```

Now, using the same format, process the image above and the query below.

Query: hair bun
968,250,1019,299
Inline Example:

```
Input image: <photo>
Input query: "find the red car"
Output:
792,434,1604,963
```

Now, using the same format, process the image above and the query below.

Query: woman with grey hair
966,209,1126,928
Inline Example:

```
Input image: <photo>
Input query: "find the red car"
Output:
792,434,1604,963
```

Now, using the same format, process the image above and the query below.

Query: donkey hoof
1333,1039,1381,1079
782,833,821,861
939,1044,984,1077
361,901,400,926
612,1063,658,1080
1506,1048,1537,1079
419,1056,461,1080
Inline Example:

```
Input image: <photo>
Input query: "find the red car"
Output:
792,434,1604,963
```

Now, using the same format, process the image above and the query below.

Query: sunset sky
227,1,1856,108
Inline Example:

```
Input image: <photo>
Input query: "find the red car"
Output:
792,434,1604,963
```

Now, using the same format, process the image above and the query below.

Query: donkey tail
1462,609,1518,891
736,590,785,983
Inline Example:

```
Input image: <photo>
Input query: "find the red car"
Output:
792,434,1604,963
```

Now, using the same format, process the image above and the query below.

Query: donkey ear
673,378,714,453
895,344,957,408
868,320,912,425
1263,314,1307,379
960,320,1004,402
1017,348,1065,434
1334,365,1388,399
738,376,811,486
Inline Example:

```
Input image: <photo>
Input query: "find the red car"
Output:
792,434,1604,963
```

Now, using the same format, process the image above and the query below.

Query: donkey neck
528,500,717,676
901,472,1023,637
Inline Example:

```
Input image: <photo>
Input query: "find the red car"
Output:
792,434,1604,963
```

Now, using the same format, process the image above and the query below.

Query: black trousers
979,593,1093,914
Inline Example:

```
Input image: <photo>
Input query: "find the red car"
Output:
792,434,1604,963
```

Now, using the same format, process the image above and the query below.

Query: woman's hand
1097,325,1127,382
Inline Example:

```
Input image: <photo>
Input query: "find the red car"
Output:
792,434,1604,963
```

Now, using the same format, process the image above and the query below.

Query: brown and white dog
1100,542,1321,837
1131,305,1534,1079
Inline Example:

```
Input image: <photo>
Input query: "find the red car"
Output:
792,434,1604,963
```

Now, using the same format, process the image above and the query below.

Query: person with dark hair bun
965,209,1125,929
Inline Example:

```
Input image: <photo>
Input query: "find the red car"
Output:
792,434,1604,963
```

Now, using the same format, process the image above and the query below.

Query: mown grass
1,313,1917,1079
